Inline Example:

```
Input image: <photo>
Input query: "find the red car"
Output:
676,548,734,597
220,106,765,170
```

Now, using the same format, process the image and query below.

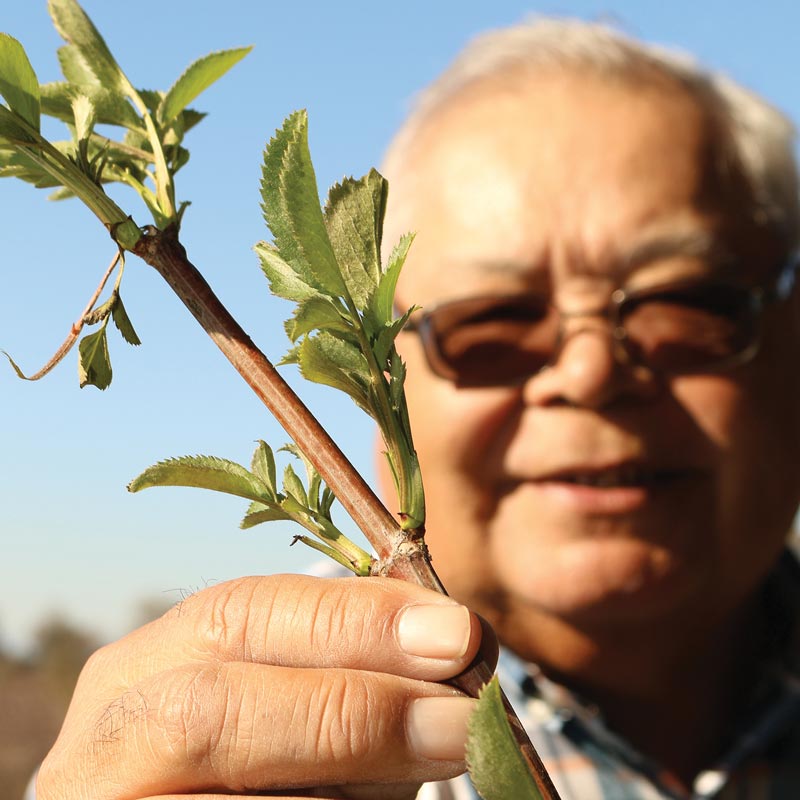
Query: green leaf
280,442,322,511
466,677,545,800
250,440,277,495
368,232,415,328
71,93,95,145
158,47,252,125
111,293,141,345
388,348,408,410
0,151,60,188
128,454,270,502
285,295,351,342
56,44,97,86
0,105,37,145
181,108,206,133
48,0,131,95
319,486,335,518
282,463,308,506
371,310,416,371
240,502,293,529
323,169,387,307
297,332,371,413
0,34,40,131
255,240,319,302
261,110,346,297
41,81,142,130
279,492,309,516
77,326,112,390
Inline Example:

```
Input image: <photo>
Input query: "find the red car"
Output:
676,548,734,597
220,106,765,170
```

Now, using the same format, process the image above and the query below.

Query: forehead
387,70,775,304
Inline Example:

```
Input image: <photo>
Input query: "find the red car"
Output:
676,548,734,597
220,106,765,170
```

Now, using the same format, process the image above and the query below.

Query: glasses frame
401,253,800,386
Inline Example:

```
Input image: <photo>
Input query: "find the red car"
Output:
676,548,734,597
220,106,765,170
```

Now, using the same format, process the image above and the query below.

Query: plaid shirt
421,551,800,800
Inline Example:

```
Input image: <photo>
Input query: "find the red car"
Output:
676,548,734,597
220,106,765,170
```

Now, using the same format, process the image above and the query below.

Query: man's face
383,71,800,651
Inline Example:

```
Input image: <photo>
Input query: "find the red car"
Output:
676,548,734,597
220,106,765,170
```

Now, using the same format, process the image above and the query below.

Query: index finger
88,574,485,686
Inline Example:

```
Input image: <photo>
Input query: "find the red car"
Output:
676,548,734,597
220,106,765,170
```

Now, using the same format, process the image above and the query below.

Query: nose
523,315,659,409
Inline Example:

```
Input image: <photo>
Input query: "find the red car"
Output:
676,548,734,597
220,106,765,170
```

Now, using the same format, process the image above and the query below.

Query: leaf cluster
78,284,140,390
0,0,251,234
257,111,423,529
128,441,373,575
0,0,250,389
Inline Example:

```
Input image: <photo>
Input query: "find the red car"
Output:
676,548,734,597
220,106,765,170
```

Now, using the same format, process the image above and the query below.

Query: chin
492,534,707,625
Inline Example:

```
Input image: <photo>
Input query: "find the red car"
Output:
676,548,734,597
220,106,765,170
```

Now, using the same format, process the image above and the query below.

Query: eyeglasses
402,256,799,387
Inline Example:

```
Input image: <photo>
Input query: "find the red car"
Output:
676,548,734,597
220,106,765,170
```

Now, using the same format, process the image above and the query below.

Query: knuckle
308,671,396,766
189,577,261,659
155,664,227,768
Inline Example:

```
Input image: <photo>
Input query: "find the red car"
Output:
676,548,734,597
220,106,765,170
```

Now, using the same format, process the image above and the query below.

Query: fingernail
396,604,472,659
406,696,475,761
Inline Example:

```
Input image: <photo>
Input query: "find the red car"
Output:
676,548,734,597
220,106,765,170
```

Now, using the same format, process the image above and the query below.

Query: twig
2,250,121,381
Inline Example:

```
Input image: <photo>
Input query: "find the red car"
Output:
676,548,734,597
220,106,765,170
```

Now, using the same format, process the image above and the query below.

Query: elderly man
35,18,800,800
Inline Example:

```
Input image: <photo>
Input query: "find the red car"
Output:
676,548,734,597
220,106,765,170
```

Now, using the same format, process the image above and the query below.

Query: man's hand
36,575,487,800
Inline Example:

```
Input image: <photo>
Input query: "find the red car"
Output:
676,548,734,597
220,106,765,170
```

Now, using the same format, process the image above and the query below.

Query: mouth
546,465,683,488
518,463,697,514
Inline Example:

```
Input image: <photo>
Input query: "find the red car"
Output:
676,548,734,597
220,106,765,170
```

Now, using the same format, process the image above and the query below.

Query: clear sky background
1,0,799,655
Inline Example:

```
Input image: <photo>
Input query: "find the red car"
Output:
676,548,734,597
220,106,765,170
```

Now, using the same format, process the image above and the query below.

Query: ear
372,428,400,513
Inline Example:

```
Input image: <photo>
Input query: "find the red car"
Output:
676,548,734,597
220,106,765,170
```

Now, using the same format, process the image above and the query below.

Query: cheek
401,342,519,473
400,342,522,599
672,369,800,564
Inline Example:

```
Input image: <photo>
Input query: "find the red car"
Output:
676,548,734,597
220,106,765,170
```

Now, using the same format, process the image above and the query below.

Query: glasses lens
425,295,556,385
621,283,757,372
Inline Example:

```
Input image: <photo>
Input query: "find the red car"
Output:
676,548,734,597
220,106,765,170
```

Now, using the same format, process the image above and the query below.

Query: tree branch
131,224,561,800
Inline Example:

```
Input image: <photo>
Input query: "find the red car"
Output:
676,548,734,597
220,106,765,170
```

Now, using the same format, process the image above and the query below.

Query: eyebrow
553,228,734,282
460,228,728,279
618,228,726,269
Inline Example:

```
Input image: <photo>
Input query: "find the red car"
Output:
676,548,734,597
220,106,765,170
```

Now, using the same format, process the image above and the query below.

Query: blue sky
2,0,798,654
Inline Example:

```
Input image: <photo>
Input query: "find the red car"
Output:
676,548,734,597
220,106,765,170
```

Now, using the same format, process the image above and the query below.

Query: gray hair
382,17,799,252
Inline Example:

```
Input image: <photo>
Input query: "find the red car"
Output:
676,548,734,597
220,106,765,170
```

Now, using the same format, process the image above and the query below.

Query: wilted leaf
158,47,252,125
466,677,545,800
111,293,141,345
77,327,111,389
0,33,40,130
82,294,114,325
128,455,270,502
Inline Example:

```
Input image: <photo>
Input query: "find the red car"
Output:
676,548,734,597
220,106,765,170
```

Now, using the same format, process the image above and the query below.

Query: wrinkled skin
37,575,485,799
38,69,800,798
381,69,800,782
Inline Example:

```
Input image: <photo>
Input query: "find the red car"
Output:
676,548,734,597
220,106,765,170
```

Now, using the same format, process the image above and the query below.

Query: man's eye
462,301,548,326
